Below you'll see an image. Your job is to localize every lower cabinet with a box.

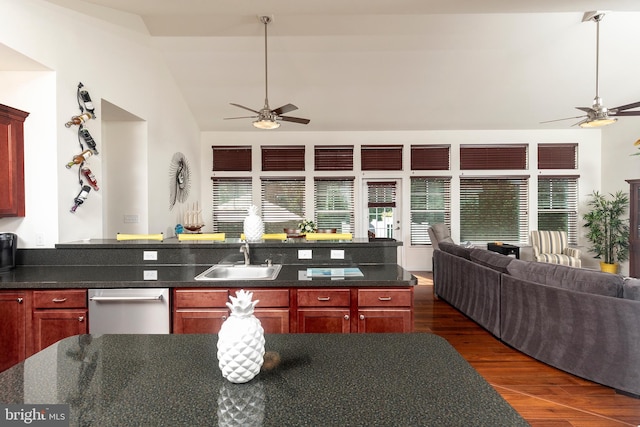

[0,290,30,372]
[31,290,88,355]
[173,286,414,334]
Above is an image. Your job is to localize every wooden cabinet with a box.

[0,104,29,217]
[357,288,413,333]
[628,179,640,278]
[0,291,30,372]
[297,289,351,333]
[173,288,290,334]
[31,290,88,354]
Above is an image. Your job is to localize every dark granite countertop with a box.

[0,333,528,426]
[0,264,416,289]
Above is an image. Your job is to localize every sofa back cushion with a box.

[623,277,640,301]
[507,259,623,297]
[469,248,514,273]
[437,241,473,260]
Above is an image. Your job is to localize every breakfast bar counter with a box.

[0,333,528,426]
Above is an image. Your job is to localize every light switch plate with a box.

[298,249,313,260]
[143,251,158,261]
[330,249,345,260]
[143,270,158,280]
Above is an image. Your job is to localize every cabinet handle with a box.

[378,296,392,301]
[78,316,84,322]
[360,314,365,320]
[17,298,23,304]
[317,297,331,301]
[344,315,350,320]
[52,298,67,303]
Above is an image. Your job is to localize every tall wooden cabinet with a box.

[628,179,640,277]
[0,104,29,217]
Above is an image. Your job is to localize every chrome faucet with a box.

[240,242,250,265]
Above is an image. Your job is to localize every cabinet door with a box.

[32,309,88,354]
[255,308,290,333]
[0,104,29,217]
[357,309,413,333]
[0,291,28,372]
[173,309,229,334]
[297,309,351,333]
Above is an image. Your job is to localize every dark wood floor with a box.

[412,272,640,427]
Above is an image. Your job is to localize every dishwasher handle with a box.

[89,294,164,302]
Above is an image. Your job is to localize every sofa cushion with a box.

[437,241,473,260]
[469,248,513,273]
[623,277,640,301]
[507,259,623,298]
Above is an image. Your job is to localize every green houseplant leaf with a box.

[583,191,630,265]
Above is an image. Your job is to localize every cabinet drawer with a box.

[174,289,229,308]
[297,289,350,307]
[238,289,289,307]
[358,288,413,307]
[33,290,87,309]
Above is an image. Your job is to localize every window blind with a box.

[314,146,354,171]
[367,181,397,207]
[538,144,578,169]
[460,144,528,170]
[410,145,450,170]
[314,178,355,232]
[261,146,305,171]
[260,178,305,233]
[410,177,451,245]
[361,145,403,170]
[211,178,252,235]
[212,146,252,171]
[538,176,579,245]
[460,177,529,244]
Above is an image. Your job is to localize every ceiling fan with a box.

[542,11,640,128]
[225,16,310,129]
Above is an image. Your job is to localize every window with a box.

[211,178,252,235]
[314,178,355,232]
[315,146,353,171]
[260,178,305,233]
[411,145,450,170]
[410,177,451,245]
[212,146,251,171]
[460,177,529,244]
[538,176,578,245]
[261,146,305,171]
[361,145,403,170]
[367,181,396,238]
[538,144,577,169]
[460,144,528,170]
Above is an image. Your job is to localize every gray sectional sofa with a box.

[433,241,640,397]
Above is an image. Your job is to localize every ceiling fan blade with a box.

[575,107,594,113]
[279,116,310,125]
[611,101,640,111]
[540,115,586,124]
[230,103,260,114]
[224,115,258,120]
[611,111,640,117]
[272,103,298,115]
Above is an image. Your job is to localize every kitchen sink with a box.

[194,264,282,281]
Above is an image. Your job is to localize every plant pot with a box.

[599,261,618,274]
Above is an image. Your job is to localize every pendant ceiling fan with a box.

[542,11,640,128]
[225,16,310,129]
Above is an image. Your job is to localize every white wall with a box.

[201,129,603,271]
[0,0,200,246]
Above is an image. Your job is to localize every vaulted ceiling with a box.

[40,0,640,131]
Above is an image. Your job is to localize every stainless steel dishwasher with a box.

[88,288,170,334]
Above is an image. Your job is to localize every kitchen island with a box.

[0,333,528,426]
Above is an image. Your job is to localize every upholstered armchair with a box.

[428,223,453,250]
[530,230,581,267]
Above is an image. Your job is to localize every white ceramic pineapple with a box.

[217,290,265,383]
[243,205,264,242]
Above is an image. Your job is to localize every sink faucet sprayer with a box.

[240,242,250,265]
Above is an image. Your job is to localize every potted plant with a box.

[582,191,630,273]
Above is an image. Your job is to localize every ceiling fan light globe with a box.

[253,119,280,129]
[579,117,617,128]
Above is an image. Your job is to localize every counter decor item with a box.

[217,290,265,384]
[243,205,264,242]
[583,190,630,273]
[183,201,204,232]
[298,219,317,234]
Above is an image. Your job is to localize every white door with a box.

[364,179,401,240]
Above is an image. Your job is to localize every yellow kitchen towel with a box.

[304,233,353,241]
[178,233,226,241]
[117,233,164,241]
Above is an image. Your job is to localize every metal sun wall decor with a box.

[169,152,191,210]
